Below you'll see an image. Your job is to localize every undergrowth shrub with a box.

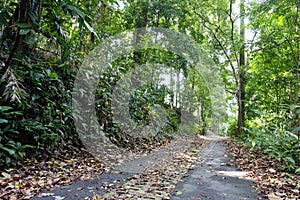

[244,114,300,173]
[0,105,33,166]
[0,61,80,168]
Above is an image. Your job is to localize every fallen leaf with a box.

[2,172,11,179]
[268,193,284,200]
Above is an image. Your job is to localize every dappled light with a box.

[216,170,251,180]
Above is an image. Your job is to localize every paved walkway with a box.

[170,135,262,199]
[33,135,263,199]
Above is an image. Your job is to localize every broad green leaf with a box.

[83,20,99,39]
[0,106,12,111]
[17,23,31,28]
[0,118,8,124]
[1,147,15,155]
[50,72,58,78]
[19,29,31,35]
[292,126,300,134]
[284,157,295,165]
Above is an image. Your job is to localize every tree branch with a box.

[192,5,239,88]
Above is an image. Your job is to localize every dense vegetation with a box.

[0,0,299,174]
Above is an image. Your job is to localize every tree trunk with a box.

[200,103,206,135]
[236,0,246,135]
[170,67,175,107]
[236,71,245,135]
[295,1,300,104]
[176,69,180,108]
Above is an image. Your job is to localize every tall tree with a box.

[247,0,300,114]
[188,0,249,136]
[237,0,246,134]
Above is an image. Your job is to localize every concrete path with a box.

[170,135,263,200]
[33,137,194,200]
[33,135,263,200]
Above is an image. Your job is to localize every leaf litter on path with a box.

[0,136,204,200]
[0,147,106,200]
[99,138,205,199]
[226,140,300,200]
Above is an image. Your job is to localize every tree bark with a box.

[170,66,175,107]
[295,1,300,104]
[236,0,246,135]
[176,69,180,108]
[236,70,245,135]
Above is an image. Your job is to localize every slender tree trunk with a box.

[200,103,206,135]
[170,67,175,107]
[237,72,246,135]
[176,69,180,108]
[295,1,300,104]
[295,1,300,148]
[236,0,246,135]
[190,69,195,113]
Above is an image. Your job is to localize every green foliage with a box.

[94,52,192,146]
[245,117,300,173]
[0,0,100,168]
[1,0,298,176]
[226,117,238,137]
[0,60,80,168]
[237,0,300,173]
[129,84,171,126]
[0,0,221,168]
[0,105,31,166]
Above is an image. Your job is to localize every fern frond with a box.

[1,67,24,103]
